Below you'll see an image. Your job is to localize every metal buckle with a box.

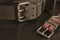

[37,16,60,38]
[17,2,30,22]
[37,22,54,38]
[17,0,45,22]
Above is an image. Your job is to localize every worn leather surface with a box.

[0,0,44,21]
[0,5,16,20]
[0,0,60,40]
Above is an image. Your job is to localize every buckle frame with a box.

[17,2,30,22]
[37,26,54,38]
[37,16,60,38]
